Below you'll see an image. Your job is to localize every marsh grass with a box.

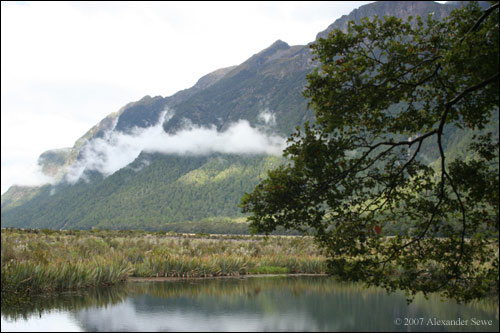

[1,228,326,303]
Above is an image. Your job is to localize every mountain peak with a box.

[262,39,290,55]
[270,39,289,48]
[237,39,291,71]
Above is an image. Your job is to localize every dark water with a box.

[1,276,498,332]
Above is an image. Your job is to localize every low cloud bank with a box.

[64,110,286,184]
[1,161,57,194]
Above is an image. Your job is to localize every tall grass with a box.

[3,258,131,294]
[1,228,326,302]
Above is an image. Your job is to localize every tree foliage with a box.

[241,2,499,302]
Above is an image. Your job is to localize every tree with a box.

[241,1,499,303]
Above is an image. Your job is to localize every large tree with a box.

[241,1,499,302]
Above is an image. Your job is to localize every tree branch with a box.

[445,72,499,109]
[459,2,499,44]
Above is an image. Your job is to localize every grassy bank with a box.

[1,228,327,304]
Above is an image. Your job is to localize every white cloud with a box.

[1,159,56,192]
[64,110,286,184]
[258,109,277,126]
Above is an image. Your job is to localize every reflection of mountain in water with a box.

[70,277,499,332]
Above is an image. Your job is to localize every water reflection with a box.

[1,285,128,321]
[2,276,498,332]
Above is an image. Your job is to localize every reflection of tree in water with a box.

[81,277,499,332]
[128,276,376,299]
[1,284,129,321]
[130,276,499,318]
[3,276,498,332]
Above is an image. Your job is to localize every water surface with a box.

[2,276,498,332]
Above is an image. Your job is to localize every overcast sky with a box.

[1,1,383,194]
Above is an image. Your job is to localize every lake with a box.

[1,276,498,332]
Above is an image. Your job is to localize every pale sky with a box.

[1,1,380,194]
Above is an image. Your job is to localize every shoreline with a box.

[127,273,329,282]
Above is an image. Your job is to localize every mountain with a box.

[1,1,494,232]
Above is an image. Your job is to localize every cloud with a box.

[63,110,286,184]
[1,159,57,193]
[127,158,151,173]
[257,109,276,126]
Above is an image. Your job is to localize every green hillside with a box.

[1,153,284,231]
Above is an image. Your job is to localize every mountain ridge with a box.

[2,1,493,232]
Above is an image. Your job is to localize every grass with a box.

[1,228,327,303]
[249,266,290,274]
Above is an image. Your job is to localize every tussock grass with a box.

[1,228,326,302]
